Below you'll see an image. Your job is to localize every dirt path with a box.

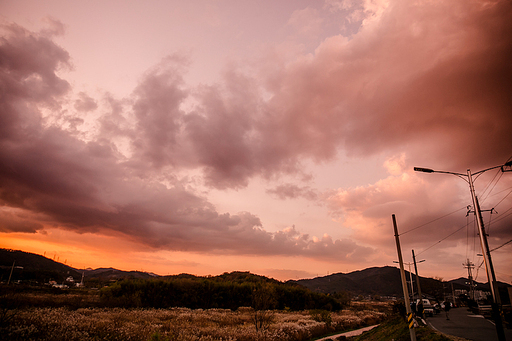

[315,324,379,340]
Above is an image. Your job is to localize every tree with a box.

[251,283,277,333]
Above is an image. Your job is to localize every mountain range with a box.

[1,248,509,302]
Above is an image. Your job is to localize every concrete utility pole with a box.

[463,259,475,301]
[393,261,414,302]
[414,161,512,341]
[7,260,15,285]
[407,263,415,302]
[412,250,424,304]
[467,170,501,305]
[451,283,456,306]
[394,261,416,301]
[393,214,417,341]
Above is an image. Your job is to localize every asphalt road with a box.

[427,307,512,341]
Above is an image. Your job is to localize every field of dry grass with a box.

[1,294,390,341]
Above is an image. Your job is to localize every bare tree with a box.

[251,284,277,334]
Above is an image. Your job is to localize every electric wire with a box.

[413,157,512,280]
[466,213,470,261]
[474,259,485,282]
[416,222,468,257]
[489,238,512,252]
[479,169,502,203]
[490,186,512,209]
[489,207,512,225]
[400,206,466,235]
[472,214,477,265]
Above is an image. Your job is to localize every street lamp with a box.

[394,261,416,300]
[414,161,512,341]
[394,258,425,301]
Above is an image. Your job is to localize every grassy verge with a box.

[349,316,468,341]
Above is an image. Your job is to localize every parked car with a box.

[417,298,435,317]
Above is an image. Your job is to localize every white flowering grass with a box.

[2,304,389,341]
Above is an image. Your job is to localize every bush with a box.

[310,309,332,327]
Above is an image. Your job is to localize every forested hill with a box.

[3,249,510,303]
[290,266,404,296]
[294,266,474,296]
[289,266,511,300]
[290,266,457,297]
[0,248,81,283]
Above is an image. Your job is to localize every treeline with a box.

[99,273,345,311]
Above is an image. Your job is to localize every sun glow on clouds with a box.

[1,0,511,282]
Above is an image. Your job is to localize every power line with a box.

[416,222,468,257]
[490,186,512,209]
[490,239,512,253]
[480,169,502,203]
[400,206,466,235]
[489,207,512,225]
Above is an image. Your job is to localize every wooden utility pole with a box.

[393,214,416,341]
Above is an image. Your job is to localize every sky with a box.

[1,0,511,284]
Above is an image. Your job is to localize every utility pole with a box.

[415,162,511,341]
[407,263,415,302]
[412,250,424,315]
[468,170,506,340]
[7,260,15,285]
[394,261,416,301]
[451,282,456,306]
[393,214,417,341]
[467,170,501,305]
[463,259,475,300]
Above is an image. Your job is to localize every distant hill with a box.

[290,266,404,296]
[0,248,81,283]
[0,249,155,284]
[2,249,509,303]
[289,266,511,300]
[81,267,156,281]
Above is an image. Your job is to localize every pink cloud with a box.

[262,0,512,170]
[266,183,319,201]
[1,0,511,270]
[0,22,374,260]
[74,92,97,112]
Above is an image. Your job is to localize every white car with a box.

[416,298,434,317]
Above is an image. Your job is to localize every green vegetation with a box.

[99,273,344,311]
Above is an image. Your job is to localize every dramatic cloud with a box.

[0,23,373,261]
[1,0,511,279]
[264,0,512,170]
